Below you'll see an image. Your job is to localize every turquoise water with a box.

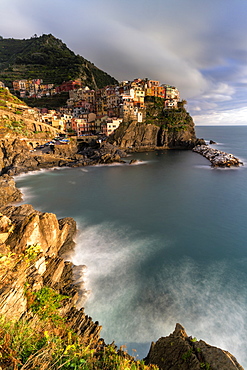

[16,126,247,366]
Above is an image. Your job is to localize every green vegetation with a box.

[0,34,118,89]
[0,285,159,369]
[190,337,197,343]
[182,348,193,361]
[22,91,69,109]
[0,315,158,369]
[145,96,164,126]
[0,88,39,136]
[0,242,158,370]
[0,87,26,107]
[200,363,211,369]
[24,243,42,261]
[145,97,193,132]
[29,287,67,323]
[4,118,29,135]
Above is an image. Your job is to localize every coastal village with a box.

[1,78,180,137]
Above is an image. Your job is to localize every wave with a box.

[70,220,247,366]
[14,166,70,180]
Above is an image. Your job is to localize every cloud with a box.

[193,107,247,126]
[1,0,247,124]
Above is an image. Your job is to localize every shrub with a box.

[0,314,159,369]
[30,287,68,323]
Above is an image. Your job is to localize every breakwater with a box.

[192,144,243,167]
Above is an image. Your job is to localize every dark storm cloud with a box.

[1,0,247,124]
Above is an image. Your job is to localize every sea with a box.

[15,125,247,367]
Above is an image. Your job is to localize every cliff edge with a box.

[145,323,243,370]
[109,107,204,150]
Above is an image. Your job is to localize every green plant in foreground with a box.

[182,348,193,361]
[200,362,211,369]
[30,287,68,323]
[0,316,48,366]
[0,314,159,369]
[24,243,42,261]
[190,337,197,342]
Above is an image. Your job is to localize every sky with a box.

[1,0,247,125]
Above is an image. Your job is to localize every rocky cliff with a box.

[145,324,243,370]
[109,107,204,150]
[0,203,101,339]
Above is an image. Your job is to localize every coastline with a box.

[0,137,245,369]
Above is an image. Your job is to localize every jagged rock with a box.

[110,121,160,149]
[52,141,78,157]
[145,323,244,370]
[0,204,102,345]
[0,134,244,366]
[66,306,102,343]
[3,211,70,255]
[0,214,12,232]
[58,217,77,258]
[0,174,22,206]
[0,138,31,173]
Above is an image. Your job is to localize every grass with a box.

[0,117,30,136]
[0,282,158,369]
[0,87,26,107]
[0,313,158,369]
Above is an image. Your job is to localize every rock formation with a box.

[145,323,243,370]
[0,204,101,342]
[0,137,126,177]
[193,145,243,167]
[0,199,245,369]
[0,174,22,206]
[109,108,205,150]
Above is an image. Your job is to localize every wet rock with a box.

[129,159,140,164]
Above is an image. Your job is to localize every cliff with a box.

[0,204,104,365]
[109,107,204,150]
[145,324,243,370]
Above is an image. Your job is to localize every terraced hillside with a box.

[0,87,59,138]
[0,34,118,89]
